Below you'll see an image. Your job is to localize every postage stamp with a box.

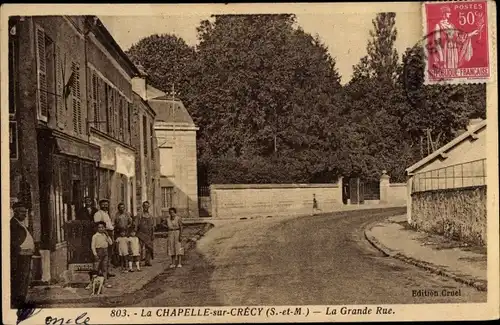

[423,1,491,84]
[1,2,498,325]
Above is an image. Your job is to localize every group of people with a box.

[9,196,186,309]
[78,197,184,289]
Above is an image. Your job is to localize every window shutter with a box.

[123,100,129,144]
[114,90,119,139]
[71,62,81,134]
[93,73,99,126]
[55,46,64,127]
[35,25,48,121]
[87,67,93,124]
[99,78,106,133]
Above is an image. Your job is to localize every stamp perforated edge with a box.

[422,0,496,85]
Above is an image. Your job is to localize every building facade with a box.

[151,95,199,218]
[131,74,161,222]
[8,15,142,282]
[406,119,487,245]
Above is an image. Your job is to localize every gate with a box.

[349,178,365,204]
[198,186,211,217]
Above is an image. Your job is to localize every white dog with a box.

[89,271,105,296]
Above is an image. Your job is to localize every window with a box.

[113,89,119,139]
[161,187,173,209]
[35,25,49,121]
[71,62,82,134]
[9,121,18,160]
[143,115,148,156]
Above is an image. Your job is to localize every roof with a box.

[406,119,487,174]
[89,16,139,77]
[149,99,195,126]
[146,84,166,101]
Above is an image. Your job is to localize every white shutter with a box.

[35,25,48,121]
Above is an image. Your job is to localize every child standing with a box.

[115,230,129,272]
[128,230,141,272]
[91,221,113,288]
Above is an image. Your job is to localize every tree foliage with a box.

[128,12,486,185]
[126,34,196,94]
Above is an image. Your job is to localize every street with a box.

[54,208,486,308]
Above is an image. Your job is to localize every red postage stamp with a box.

[423,1,490,84]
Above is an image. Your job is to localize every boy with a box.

[91,221,113,288]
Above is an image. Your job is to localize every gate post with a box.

[380,170,390,204]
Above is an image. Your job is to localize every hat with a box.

[12,202,27,209]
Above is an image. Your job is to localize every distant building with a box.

[148,93,199,218]
[406,119,487,245]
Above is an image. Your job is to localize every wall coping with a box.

[389,183,407,187]
[211,183,340,190]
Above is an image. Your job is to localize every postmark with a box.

[423,1,490,84]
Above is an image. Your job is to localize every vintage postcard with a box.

[1,2,498,324]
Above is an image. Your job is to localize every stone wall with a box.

[410,186,486,245]
[210,183,342,219]
[388,183,407,205]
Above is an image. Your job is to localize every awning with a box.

[115,146,135,178]
[55,137,101,162]
[89,135,116,169]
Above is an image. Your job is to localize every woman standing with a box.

[165,207,183,268]
[134,201,154,266]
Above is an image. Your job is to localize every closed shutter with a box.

[71,62,81,134]
[123,100,129,144]
[99,78,106,133]
[119,97,125,142]
[93,73,99,126]
[55,46,64,127]
[87,67,93,124]
[128,102,133,143]
[114,90,119,139]
[35,25,48,121]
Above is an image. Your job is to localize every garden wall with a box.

[410,186,486,245]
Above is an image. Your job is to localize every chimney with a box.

[466,118,484,131]
[132,77,147,100]
[132,63,148,100]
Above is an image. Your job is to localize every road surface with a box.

[120,208,486,306]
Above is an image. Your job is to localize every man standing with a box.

[135,201,155,267]
[10,202,35,308]
[76,197,98,221]
[93,199,115,277]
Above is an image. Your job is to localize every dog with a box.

[88,270,105,296]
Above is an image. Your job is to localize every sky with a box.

[99,3,422,84]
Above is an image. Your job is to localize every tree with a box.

[398,45,487,153]
[340,12,412,181]
[126,34,196,94]
[185,14,343,184]
[352,12,399,83]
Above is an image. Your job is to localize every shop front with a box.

[37,129,101,282]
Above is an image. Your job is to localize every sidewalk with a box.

[27,223,213,306]
[365,215,487,291]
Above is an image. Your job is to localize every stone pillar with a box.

[379,170,390,204]
[337,176,344,204]
[406,176,413,224]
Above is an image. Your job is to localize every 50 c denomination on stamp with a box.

[423,1,491,84]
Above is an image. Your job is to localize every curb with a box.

[364,223,487,292]
[30,223,215,306]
